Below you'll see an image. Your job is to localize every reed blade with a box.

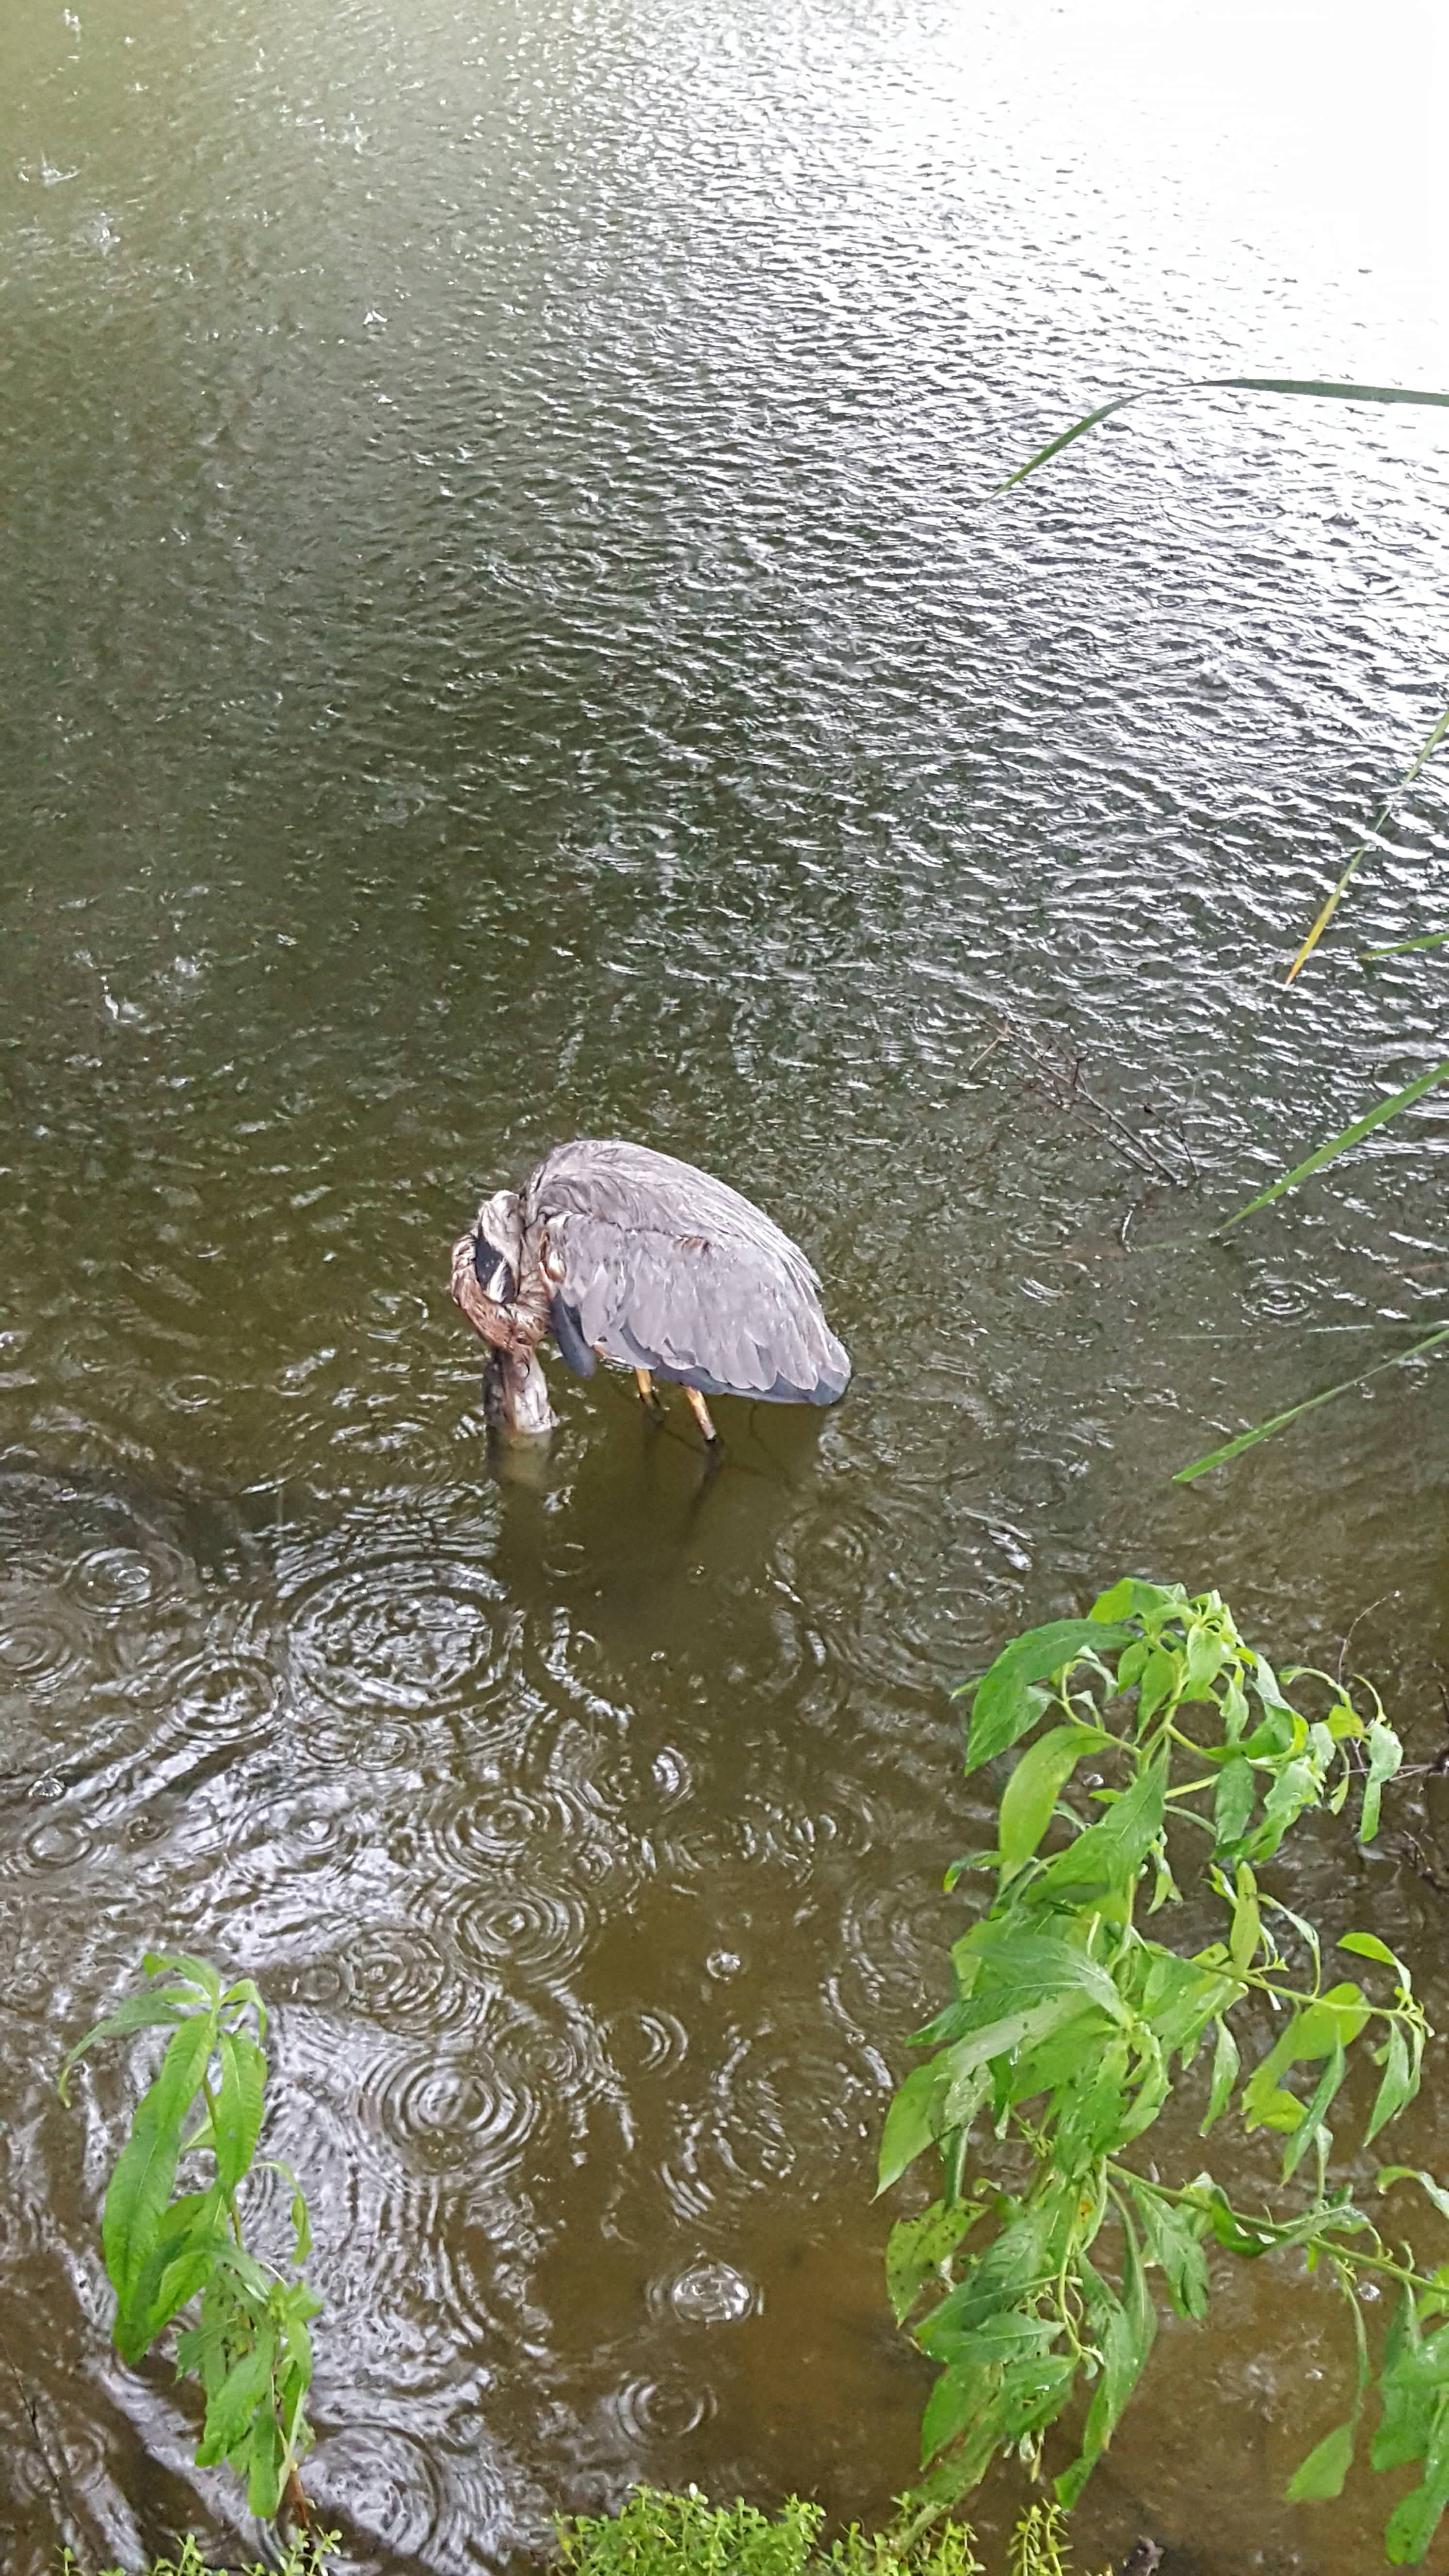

[993,396,1143,493]
[1361,929,1449,962]
[1174,1325,1449,1482]
[1215,1058,1449,1234]
[1283,701,1449,983]
[997,377,1449,499]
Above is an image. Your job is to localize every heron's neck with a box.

[485,1348,556,1437]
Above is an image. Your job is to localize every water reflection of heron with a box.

[450,1139,851,1446]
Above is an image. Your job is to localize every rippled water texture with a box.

[3,1,1449,2568]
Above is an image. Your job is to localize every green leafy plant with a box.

[60,2538,337,2576]
[553,2484,1101,2576]
[59,1954,321,2524]
[880,1580,1449,2563]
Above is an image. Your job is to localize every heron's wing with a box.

[524,1140,850,1404]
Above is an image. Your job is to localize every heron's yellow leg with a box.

[685,1386,719,1444]
[634,1368,658,1406]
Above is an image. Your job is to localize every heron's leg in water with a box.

[685,1386,719,1444]
[634,1367,662,1410]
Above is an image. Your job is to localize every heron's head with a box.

[450,1188,527,1351]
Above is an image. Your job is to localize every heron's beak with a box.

[483,1349,557,1440]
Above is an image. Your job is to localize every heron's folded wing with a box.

[524,1138,822,1287]
[544,1208,850,1404]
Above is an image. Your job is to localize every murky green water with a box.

[4,3,1449,2570]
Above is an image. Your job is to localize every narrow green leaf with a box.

[116,2187,225,2363]
[1261,1894,1322,1990]
[212,2029,266,2196]
[962,1623,1133,1773]
[1222,1672,1249,1741]
[919,2205,1054,2351]
[57,1993,193,2105]
[1127,2182,1209,2320]
[1282,2039,1346,2180]
[1183,1626,1226,1699]
[1055,2214,1156,2506]
[244,2405,288,2520]
[1207,2195,1275,2257]
[1201,2016,1240,2134]
[1340,1930,1407,1975]
[1089,1579,1183,1624]
[886,2200,978,2326]
[142,1952,223,2005]
[1285,702,1449,982]
[1363,929,1449,962]
[291,2187,313,2267]
[1286,2419,1356,2501]
[996,377,1449,505]
[1384,2433,1449,2566]
[219,1976,268,2038]
[925,1928,1128,2033]
[997,1726,1112,1880]
[877,2061,950,2196]
[928,2310,1063,2367]
[102,2016,216,2310]
[195,2330,277,2467]
[1174,1325,1449,1481]
[1374,2381,1437,2477]
[919,2362,994,2467]
[1365,2023,1417,2148]
[1134,1647,1179,1729]
[995,2351,1079,2443]
[1213,1758,1256,1853]
[943,1997,1087,2113]
[1028,1757,1167,1906]
[1228,1865,1261,1973]
[1243,1985,1369,2133]
[1361,1720,1404,1843]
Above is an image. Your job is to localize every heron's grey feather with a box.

[521,1141,850,1405]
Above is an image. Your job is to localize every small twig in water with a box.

[0,2314,77,2539]
[988,1015,1195,1191]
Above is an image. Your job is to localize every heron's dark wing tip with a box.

[549,1292,597,1378]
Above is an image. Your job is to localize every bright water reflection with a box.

[3,1,1449,2570]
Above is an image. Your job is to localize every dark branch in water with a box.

[973,1013,1197,1192]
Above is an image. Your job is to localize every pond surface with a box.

[3,2,1449,2570]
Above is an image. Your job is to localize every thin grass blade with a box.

[1174,1324,1449,1483]
[1284,702,1449,983]
[992,396,1140,493]
[1362,930,1449,962]
[997,378,1449,500]
[1214,1059,1449,1234]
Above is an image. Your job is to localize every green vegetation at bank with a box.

[57,2494,1103,2576]
[59,2539,336,2576]
[554,2489,1100,2576]
[881,1579,1449,2562]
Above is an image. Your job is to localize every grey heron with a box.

[450,1138,851,1443]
